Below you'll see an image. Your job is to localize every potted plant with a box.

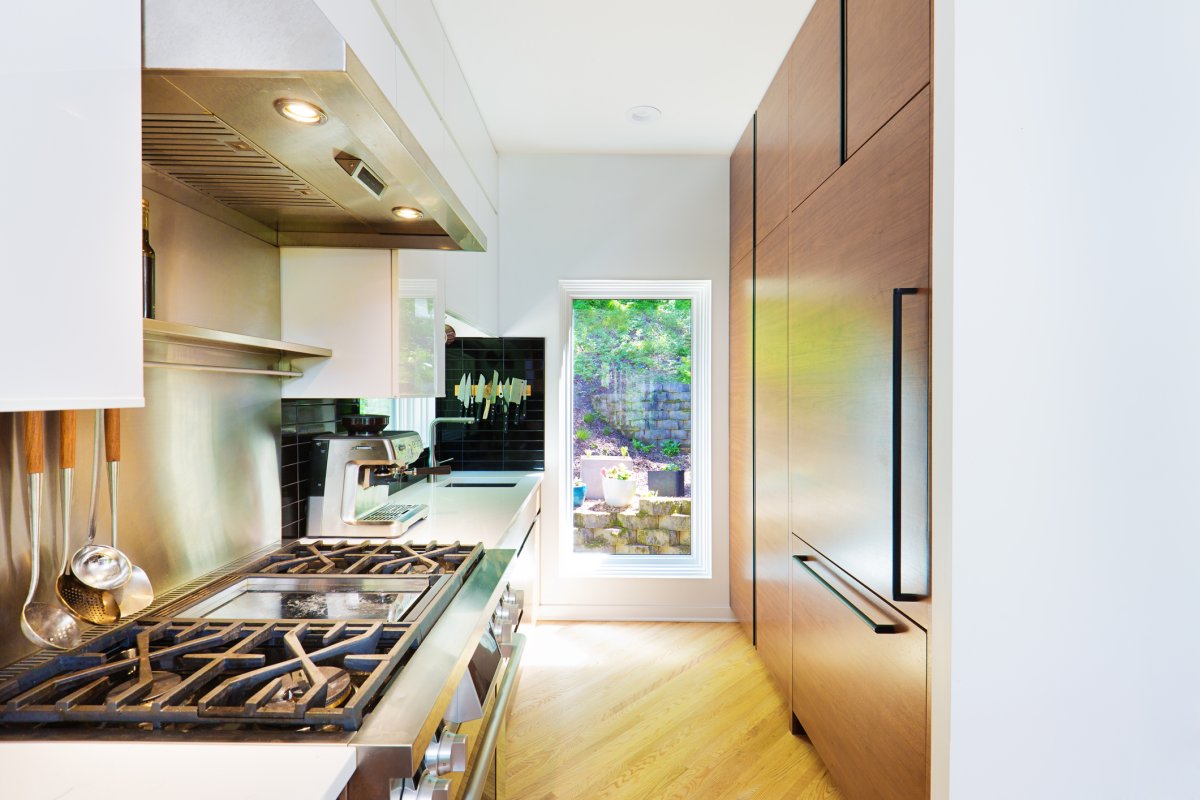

[579,442,633,500]
[647,463,685,497]
[572,479,587,508]
[601,463,636,507]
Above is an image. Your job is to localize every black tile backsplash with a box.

[279,398,357,539]
[438,337,545,471]
[278,338,543,538]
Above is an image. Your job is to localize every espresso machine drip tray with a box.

[359,503,429,528]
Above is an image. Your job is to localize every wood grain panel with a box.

[754,222,790,691]
[791,539,927,800]
[730,251,755,641]
[789,87,931,630]
[730,118,755,266]
[845,0,930,156]
[507,622,843,800]
[789,0,842,211]
[755,53,790,244]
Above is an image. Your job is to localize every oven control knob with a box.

[425,731,468,775]
[492,607,512,642]
[396,773,451,800]
[501,589,519,610]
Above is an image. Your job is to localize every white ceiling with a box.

[431,0,817,155]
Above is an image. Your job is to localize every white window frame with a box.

[558,280,712,579]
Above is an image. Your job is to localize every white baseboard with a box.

[536,605,736,622]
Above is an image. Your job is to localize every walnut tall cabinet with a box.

[728,0,932,797]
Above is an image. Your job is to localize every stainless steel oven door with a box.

[445,631,526,800]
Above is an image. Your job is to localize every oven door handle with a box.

[461,632,527,800]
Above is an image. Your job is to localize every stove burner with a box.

[264,666,352,713]
[106,670,181,704]
[0,618,416,731]
[240,540,479,577]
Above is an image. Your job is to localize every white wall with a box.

[499,155,731,617]
[934,3,1200,797]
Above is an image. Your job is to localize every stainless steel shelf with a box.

[143,319,332,359]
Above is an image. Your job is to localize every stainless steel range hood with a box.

[142,0,484,251]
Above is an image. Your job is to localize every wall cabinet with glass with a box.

[281,248,445,399]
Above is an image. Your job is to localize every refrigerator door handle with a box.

[795,556,899,634]
[893,287,925,602]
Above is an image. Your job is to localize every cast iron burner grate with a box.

[239,540,481,576]
[0,618,414,731]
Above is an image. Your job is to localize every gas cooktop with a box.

[0,540,484,734]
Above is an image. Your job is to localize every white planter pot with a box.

[602,476,637,507]
[579,456,633,500]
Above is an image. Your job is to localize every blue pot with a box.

[572,483,587,507]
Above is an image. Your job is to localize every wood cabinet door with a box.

[789,0,842,211]
[788,87,931,630]
[791,537,927,800]
[730,251,756,641]
[845,0,930,157]
[731,119,755,267]
[755,54,790,244]
[753,223,789,691]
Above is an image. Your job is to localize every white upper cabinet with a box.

[281,249,445,398]
[308,0,500,338]
[0,1,143,411]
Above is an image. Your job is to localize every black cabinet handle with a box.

[795,556,898,634]
[892,287,924,602]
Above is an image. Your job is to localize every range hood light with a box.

[391,206,424,220]
[274,98,327,125]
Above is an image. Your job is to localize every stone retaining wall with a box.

[573,497,692,554]
[589,373,690,450]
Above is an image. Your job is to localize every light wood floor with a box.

[505,622,843,800]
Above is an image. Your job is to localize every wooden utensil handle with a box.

[59,410,77,469]
[104,409,121,463]
[22,411,44,475]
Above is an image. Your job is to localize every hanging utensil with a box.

[105,410,154,616]
[69,409,132,591]
[57,410,121,628]
[19,412,82,650]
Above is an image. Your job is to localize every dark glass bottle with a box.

[142,199,156,319]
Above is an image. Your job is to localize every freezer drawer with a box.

[790,537,927,800]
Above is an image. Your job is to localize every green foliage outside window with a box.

[572,299,692,384]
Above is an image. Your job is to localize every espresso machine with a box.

[307,421,442,538]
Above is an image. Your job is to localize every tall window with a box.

[561,281,711,578]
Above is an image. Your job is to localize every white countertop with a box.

[0,742,356,800]
[305,471,543,550]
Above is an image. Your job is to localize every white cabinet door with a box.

[281,248,444,399]
[0,1,143,411]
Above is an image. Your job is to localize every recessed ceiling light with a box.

[274,98,327,125]
[391,206,424,220]
[627,105,662,125]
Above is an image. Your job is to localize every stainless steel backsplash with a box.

[0,186,284,668]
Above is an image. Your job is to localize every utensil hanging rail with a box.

[144,361,303,378]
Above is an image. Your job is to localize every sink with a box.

[442,481,519,488]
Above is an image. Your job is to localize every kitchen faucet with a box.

[428,417,475,480]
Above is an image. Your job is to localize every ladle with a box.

[105,410,154,616]
[69,409,132,591]
[19,411,83,650]
[56,410,120,625]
